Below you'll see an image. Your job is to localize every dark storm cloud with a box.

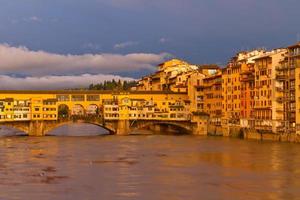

[0,0,299,89]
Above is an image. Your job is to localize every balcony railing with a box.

[289,52,300,57]
[290,96,296,102]
[276,108,284,112]
[275,66,288,71]
[276,97,284,103]
[276,127,285,133]
[255,125,272,131]
[290,74,296,80]
[275,87,284,92]
[275,74,287,81]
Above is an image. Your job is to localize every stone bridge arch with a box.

[58,104,70,119]
[43,120,117,135]
[86,104,100,115]
[1,119,198,136]
[71,104,85,116]
[130,120,195,134]
[0,123,29,136]
[0,119,120,136]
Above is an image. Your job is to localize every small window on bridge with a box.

[57,95,70,102]
[43,99,57,105]
[71,95,85,102]
[87,95,100,101]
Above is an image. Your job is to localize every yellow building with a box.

[136,76,152,91]
[290,43,300,134]
[187,66,222,125]
[188,71,205,113]
[0,98,14,121]
[42,99,58,120]
[203,72,222,125]
[13,99,31,121]
[0,91,191,123]
[253,49,287,133]
[136,59,198,92]
[222,55,243,125]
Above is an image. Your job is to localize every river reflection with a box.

[0,125,300,200]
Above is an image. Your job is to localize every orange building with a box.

[203,72,222,125]
[240,63,255,128]
[222,50,265,126]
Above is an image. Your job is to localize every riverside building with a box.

[1,44,300,137]
[253,49,287,133]
[291,43,300,134]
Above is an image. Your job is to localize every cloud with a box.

[114,41,139,49]
[159,37,170,44]
[0,74,135,90]
[82,43,101,50]
[11,16,42,24]
[101,0,186,10]
[27,16,42,22]
[0,44,169,76]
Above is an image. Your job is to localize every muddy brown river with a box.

[0,124,300,200]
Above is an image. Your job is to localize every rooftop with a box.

[287,42,300,49]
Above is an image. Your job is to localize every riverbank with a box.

[207,124,300,143]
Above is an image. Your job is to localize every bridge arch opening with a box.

[0,125,28,136]
[46,123,111,136]
[71,104,85,116]
[133,122,192,135]
[58,104,70,119]
[86,104,100,116]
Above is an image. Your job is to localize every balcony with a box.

[289,52,300,57]
[241,76,254,82]
[276,127,285,133]
[275,74,287,81]
[290,96,296,102]
[290,73,296,80]
[276,97,284,103]
[275,87,284,93]
[196,98,204,102]
[255,125,272,132]
[152,77,160,82]
[290,64,296,69]
[276,108,284,112]
[194,85,205,89]
[275,66,287,71]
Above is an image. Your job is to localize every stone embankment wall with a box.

[207,124,223,136]
[243,129,300,143]
[207,124,300,143]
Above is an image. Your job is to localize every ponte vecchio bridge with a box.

[0,90,206,136]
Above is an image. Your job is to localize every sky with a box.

[0,0,299,89]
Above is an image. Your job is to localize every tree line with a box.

[88,80,137,91]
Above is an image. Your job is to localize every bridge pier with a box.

[192,115,208,135]
[115,120,131,135]
[28,121,48,136]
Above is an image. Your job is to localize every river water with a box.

[1,124,300,200]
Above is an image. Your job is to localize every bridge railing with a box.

[103,112,191,121]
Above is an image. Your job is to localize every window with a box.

[57,95,70,102]
[71,95,85,101]
[87,95,100,101]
